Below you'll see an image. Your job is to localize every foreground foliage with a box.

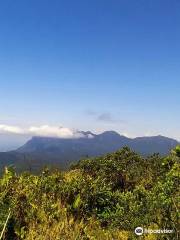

[0,147,179,239]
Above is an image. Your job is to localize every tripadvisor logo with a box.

[135,227,174,236]
[135,227,143,236]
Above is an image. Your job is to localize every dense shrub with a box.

[0,147,179,239]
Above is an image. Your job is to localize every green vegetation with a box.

[0,147,179,240]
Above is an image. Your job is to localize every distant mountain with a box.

[0,131,179,173]
[18,131,178,156]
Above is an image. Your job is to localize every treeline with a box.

[0,147,179,239]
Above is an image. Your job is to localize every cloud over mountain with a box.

[0,124,24,134]
[0,124,84,139]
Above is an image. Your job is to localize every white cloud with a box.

[29,125,77,138]
[0,124,25,134]
[122,132,130,138]
[0,124,85,139]
[87,133,94,139]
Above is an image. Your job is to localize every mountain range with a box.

[0,131,179,173]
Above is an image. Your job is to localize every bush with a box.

[0,147,179,239]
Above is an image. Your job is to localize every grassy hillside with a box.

[0,147,179,240]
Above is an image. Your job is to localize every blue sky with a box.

[0,0,180,141]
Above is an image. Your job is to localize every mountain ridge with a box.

[0,130,179,173]
[16,131,179,163]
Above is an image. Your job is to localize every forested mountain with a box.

[17,131,178,156]
[0,131,178,173]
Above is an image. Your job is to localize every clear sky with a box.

[0,0,180,141]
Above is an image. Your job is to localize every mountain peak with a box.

[78,131,96,137]
[98,131,119,136]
